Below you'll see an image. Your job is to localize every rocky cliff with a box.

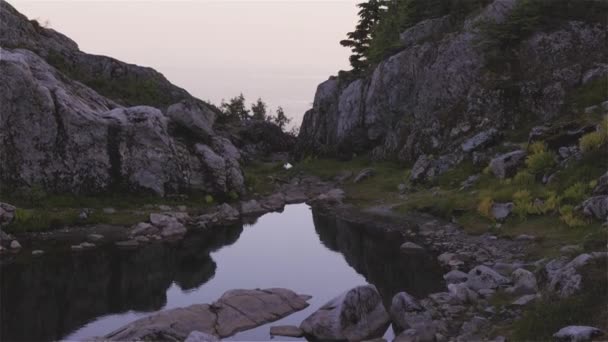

[0,1,247,196]
[296,0,607,164]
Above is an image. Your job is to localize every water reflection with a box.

[1,205,444,342]
[0,225,243,342]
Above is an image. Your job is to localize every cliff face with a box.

[0,1,245,196]
[296,0,607,163]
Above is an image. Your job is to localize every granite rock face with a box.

[296,0,606,164]
[104,288,311,341]
[0,1,246,197]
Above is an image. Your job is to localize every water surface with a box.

[1,204,444,341]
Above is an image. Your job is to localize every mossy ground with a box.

[1,192,216,233]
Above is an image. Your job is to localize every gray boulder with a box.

[548,253,607,298]
[465,265,510,291]
[489,150,527,179]
[260,193,286,212]
[592,172,608,195]
[461,129,499,152]
[105,288,310,341]
[0,203,16,227]
[447,283,478,304]
[300,285,390,341]
[239,200,267,216]
[149,213,187,238]
[506,268,538,296]
[390,292,434,333]
[195,204,240,228]
[443,270,468,284]
[554,326,605,342]
[166,99,215,139]
[354,168,376,183]
[580,195,608,221]
[184,331,219,342]
[491,202,514,221]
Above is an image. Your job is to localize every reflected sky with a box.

[10,0,359,127]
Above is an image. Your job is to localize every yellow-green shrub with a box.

[579,131,606,152]
[526,150,556,175]
[580,117,608,152]
[513,170,535,187]
[559,205,585,227]
[541,191,561,214]
[562,182,588,203]
[477,196,494,220]
[513,190,534,219]
[529,141,547,154]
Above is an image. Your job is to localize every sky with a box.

[10,0,359,127]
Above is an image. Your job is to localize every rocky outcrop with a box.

[104,288,310,341]
[300,285,390,341]
[296,0,607,164]
[0,2,246,197]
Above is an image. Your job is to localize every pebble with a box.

[32,250,44,256]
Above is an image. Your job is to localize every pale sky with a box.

[10,0,359,127]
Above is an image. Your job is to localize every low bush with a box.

[477,196,494,220]
[579,131,606,152]
[562,182,588,204]
[513,170,535,187]
[513,190,533,219]
[526,150,556,175]
[559,205,586,228]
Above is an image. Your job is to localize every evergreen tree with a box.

[340,0,385,72]
[272,107,291,130]
[220,94,250,121]
[251,98,267,121]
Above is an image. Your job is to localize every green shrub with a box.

[541,191,561,214]
[528,141,547,155]
[513,190,533,219]
[513,170,535,187]
[562,182,588,204]
[477,196,494,220]
[559,205,585,227]
[526,150,556,175]
[204,195,214,204]
[579,131,606,152]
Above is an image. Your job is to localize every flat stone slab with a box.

[270,325,304,337]
[103,288,311,341]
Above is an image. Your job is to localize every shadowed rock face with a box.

[312,210,445,302]
[295,0,607,162]
[0,225,243,342]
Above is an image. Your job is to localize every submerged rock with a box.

[104,288,310,341]
[269,325,304,338]
[300,285,390,341]
[400,242,426,254]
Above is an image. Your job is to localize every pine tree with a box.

[340,0,385,72]
[251,98,267,121]
[272,107,291,130]
[220,94,250,121]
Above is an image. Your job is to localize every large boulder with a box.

[547,253,607,298]
[506,268,538,296]
[104,288,310,341]
[465,265,510,291]
[390,292,434,334]
[580,195,608,221]
[167,99,215,139]
[300,285,390,341]
[489,150,527,179]
[553,326,604,342]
